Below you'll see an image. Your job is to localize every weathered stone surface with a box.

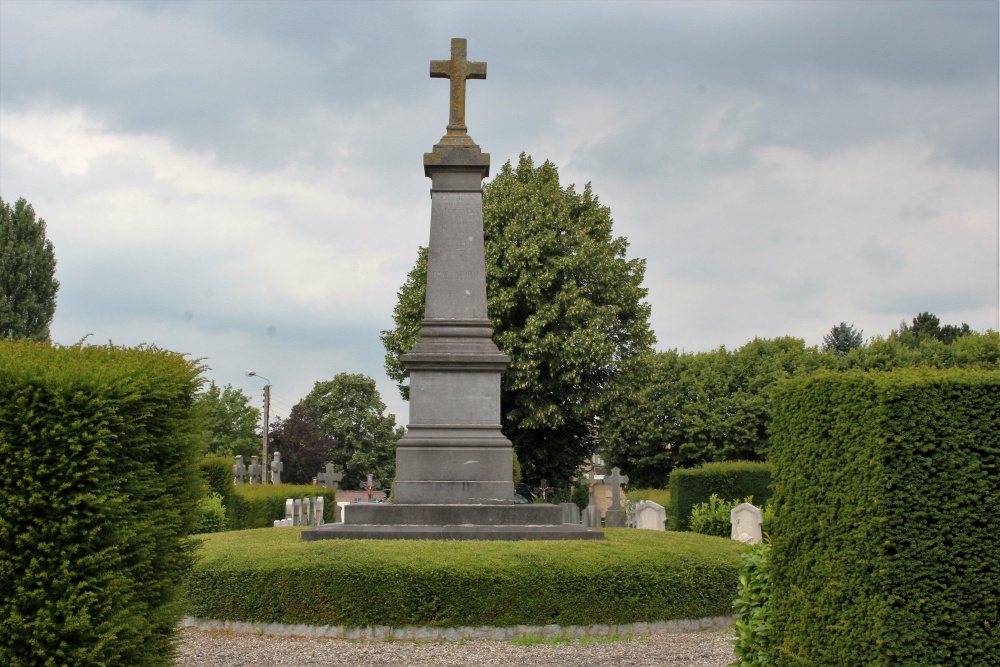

[730,502,763,544]
[634,500,667,531]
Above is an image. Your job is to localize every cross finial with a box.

[430,38,486,144]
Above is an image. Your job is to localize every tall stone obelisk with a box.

[302,38,601,540]
[393,37,513,505]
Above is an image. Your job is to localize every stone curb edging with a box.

[180,615,736,641]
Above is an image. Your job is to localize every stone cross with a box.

[270,451,283,484]
[233,455,246,485]
[248,456,261,485]
[430,37,486,140]
[535,479,554,501]
[606,467,629,512]
[603,467,629,528]
[316,463,343,489]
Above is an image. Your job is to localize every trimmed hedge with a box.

[769,369,1000,666]
[227,484,337,529]
[0,341,204,667]
[187,528,747,627]
[198,457,337,529]
[667,461,772,531]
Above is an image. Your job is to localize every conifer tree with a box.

[1,197,59,341]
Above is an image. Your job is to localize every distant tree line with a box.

[601,314,997,487]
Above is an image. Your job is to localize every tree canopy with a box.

[603,326,1000,487]
[382,154,655,488]
[292,373,403,490]
[193,381,261,461]
[266,406,337,485]
[892,311,973,347]
[1,197,59,341]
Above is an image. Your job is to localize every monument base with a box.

[301,503,604,541]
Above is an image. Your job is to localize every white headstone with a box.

[285,498,294,522]
[314,497,325,527]
[730,502,763,544]
[293,498,303,526]
[634,500,667,531]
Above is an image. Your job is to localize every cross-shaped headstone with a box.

[361,474,381,502]
[248,456,261,485]
[535,479,554,501]
[604,467,630,528]
[606,467,629,512]
[270,451,283,484]
[430,38,486,139]
[233,455,246,485]
[317,463,343,489]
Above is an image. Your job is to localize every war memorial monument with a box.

[303,38,602,541]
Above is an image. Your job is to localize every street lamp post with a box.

[245,371,271,484]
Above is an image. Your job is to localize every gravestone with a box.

[314,496,325,527]
[582,470,604,528]
[233,455,246,485]
[634,500,667,531]
[248,456,261,485]
[302,38,600,541]
[317,463,343,489]
[293,498,303,526]
[270,452,283,484]
[603,467,629,528]
[285,498,294,522]
[731,503,763,544]
[535,479,554,501]
[302,497,312,525]
[560,502,581,525]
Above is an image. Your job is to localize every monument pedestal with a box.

[302,38,601,542]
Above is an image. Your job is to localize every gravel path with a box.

[175,627,738,667]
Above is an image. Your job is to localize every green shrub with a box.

[668,461,772,532]
[690,494,773,539]
[769,369,1000,666]
[187,528,748,627]
[200,455,234,499]
[732,539,774,667]
[0,340,204,667]
[227,483,337,529]
[194,493,228,535]
[690,494,737,538]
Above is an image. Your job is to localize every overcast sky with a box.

[2,0,997,424]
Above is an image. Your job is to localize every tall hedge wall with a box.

[667,461,773,531]
[0,341,204,667]
[769,369,999,666]
[198,457,338,529]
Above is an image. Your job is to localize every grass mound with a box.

[186,528,746,628]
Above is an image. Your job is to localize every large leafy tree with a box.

[603,337,835,485]
[382,154,655,487]
[822,322,864,356]
[296,373,403,489]
[1,197,60,341]
[266,407,336,485]
[194,381,261,461]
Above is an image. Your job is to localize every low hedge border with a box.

[179,614,737,640]
[186,528,748,628]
